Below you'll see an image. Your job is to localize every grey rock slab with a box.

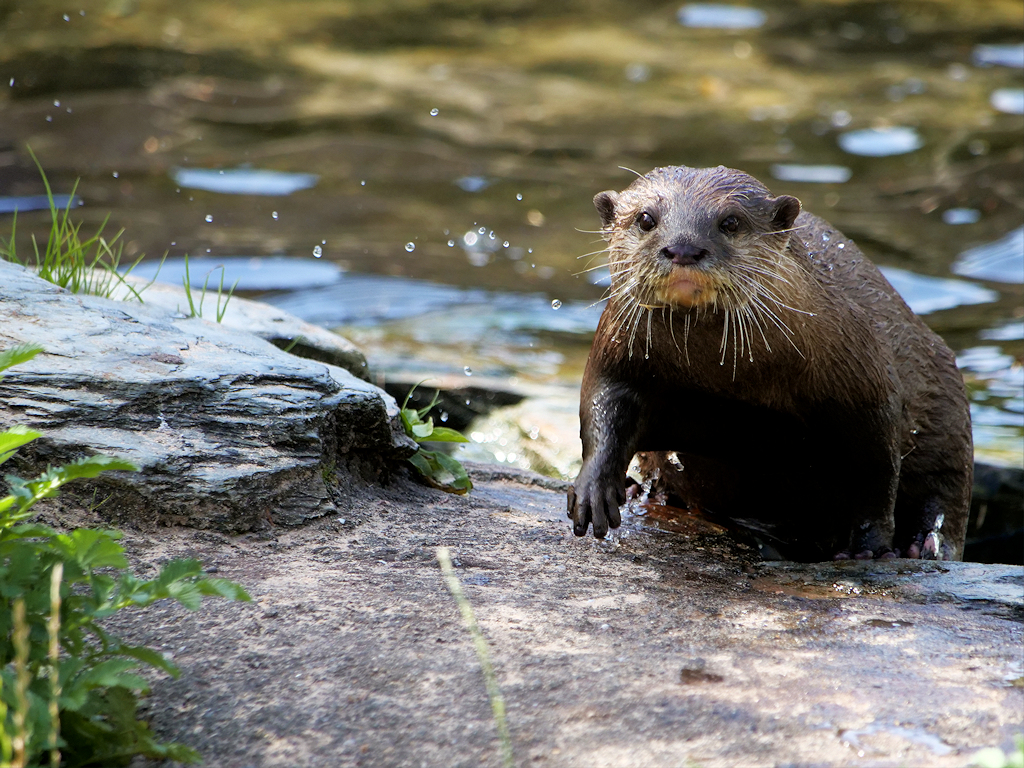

[0,260,414,530]
[100,472,1022,768]
[108,272,370,379]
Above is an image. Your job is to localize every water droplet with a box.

[205,214,213,222]
[313,245,323,258]
[45,116,52,122]
[440,411,449,422]
[272,211,279,219]
[463,231,479,247]
[478,226,486,235]
[516,193,523,201]
[465,398,471,405]
[830,109,852,128]
[551,299,562,309]
[63,13,70,21]
[837,243,845,249]
[405,242,415,252]
[527,248,533,254]
[53,99,60,107]
[447,240,455,247]
[322,240,326,245]
[822,233,830,241]
[503,241,510,248]
[488,231,496,240]
[360,180,366,186]
[429,108,439,116]
[464,366,473,376]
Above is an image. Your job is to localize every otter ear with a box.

[594,191,619,227]
[770,195,801,232]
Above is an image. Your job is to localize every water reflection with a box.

[171,167,318,196]
[1,0,1021,466]
[677,4,767,30]
[0,194,80,213]
[770,164,851,184]
[129,256,343,291]
[837,127,923,157]
[953,227,1024,284]
[973,44,1024,69]
[991,88,1024,115]
[878,267,997,315]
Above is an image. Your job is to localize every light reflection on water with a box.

[1,0,1021,465]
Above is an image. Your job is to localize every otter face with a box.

[595,165,800,311]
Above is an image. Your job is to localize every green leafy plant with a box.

[181,254,238,323]
[401,386,473,495]
[0,149,150,302]
[972,736,1024,768]
[1,344,251,766]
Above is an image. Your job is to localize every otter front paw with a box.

[567,470,624,539]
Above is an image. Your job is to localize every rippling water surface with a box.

[1,0,1021,466]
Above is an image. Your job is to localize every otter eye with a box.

[719,215,740,234]
[636,211,657,232]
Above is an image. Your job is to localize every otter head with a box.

[595,165,801,310]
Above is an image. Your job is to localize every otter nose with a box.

[660,243,709,266]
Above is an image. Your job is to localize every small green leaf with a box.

[197,577,252,602]
[0,343,43,375]
[116,644,181,677]
[0,425,42,465]
[406,448,473,495]
[411,419,434,439]
[72,658,150,693]
[418,426,470,443]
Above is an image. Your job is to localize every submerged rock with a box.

[0,260,414,531]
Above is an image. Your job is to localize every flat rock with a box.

[108,272,370,379]
[98,470,1022,768]
[0,260,414,531]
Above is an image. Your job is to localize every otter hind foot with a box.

[905,530,952,560]
[832,547,897,561]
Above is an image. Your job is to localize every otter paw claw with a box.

[567,473,624,539]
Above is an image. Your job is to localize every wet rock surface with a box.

[0,260,413,530]
[91,468,1022,768]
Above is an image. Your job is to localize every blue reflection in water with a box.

[171,167,318,196]
[878,266,997,315]
[837,127,923,156]
[677,3,766,29]
[990,88,1024,115]
[455,176,491,192]
[0,194,81,213]
[770,164,852,184]
[953,227,1024,284]
[128,255,343,291]
[942,208,981,225]
[972,44,1024,69]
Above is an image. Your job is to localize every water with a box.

[1,0,1021,466]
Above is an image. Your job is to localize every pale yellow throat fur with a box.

[654,267,720,308]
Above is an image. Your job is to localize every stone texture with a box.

[0,260,414,531]
[100,469,1023,768]
[108,273,370,379]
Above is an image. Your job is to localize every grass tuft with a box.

[0,147,152,300]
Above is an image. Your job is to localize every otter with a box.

[568,165,972,561]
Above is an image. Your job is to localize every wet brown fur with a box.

[569,165,972,560]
